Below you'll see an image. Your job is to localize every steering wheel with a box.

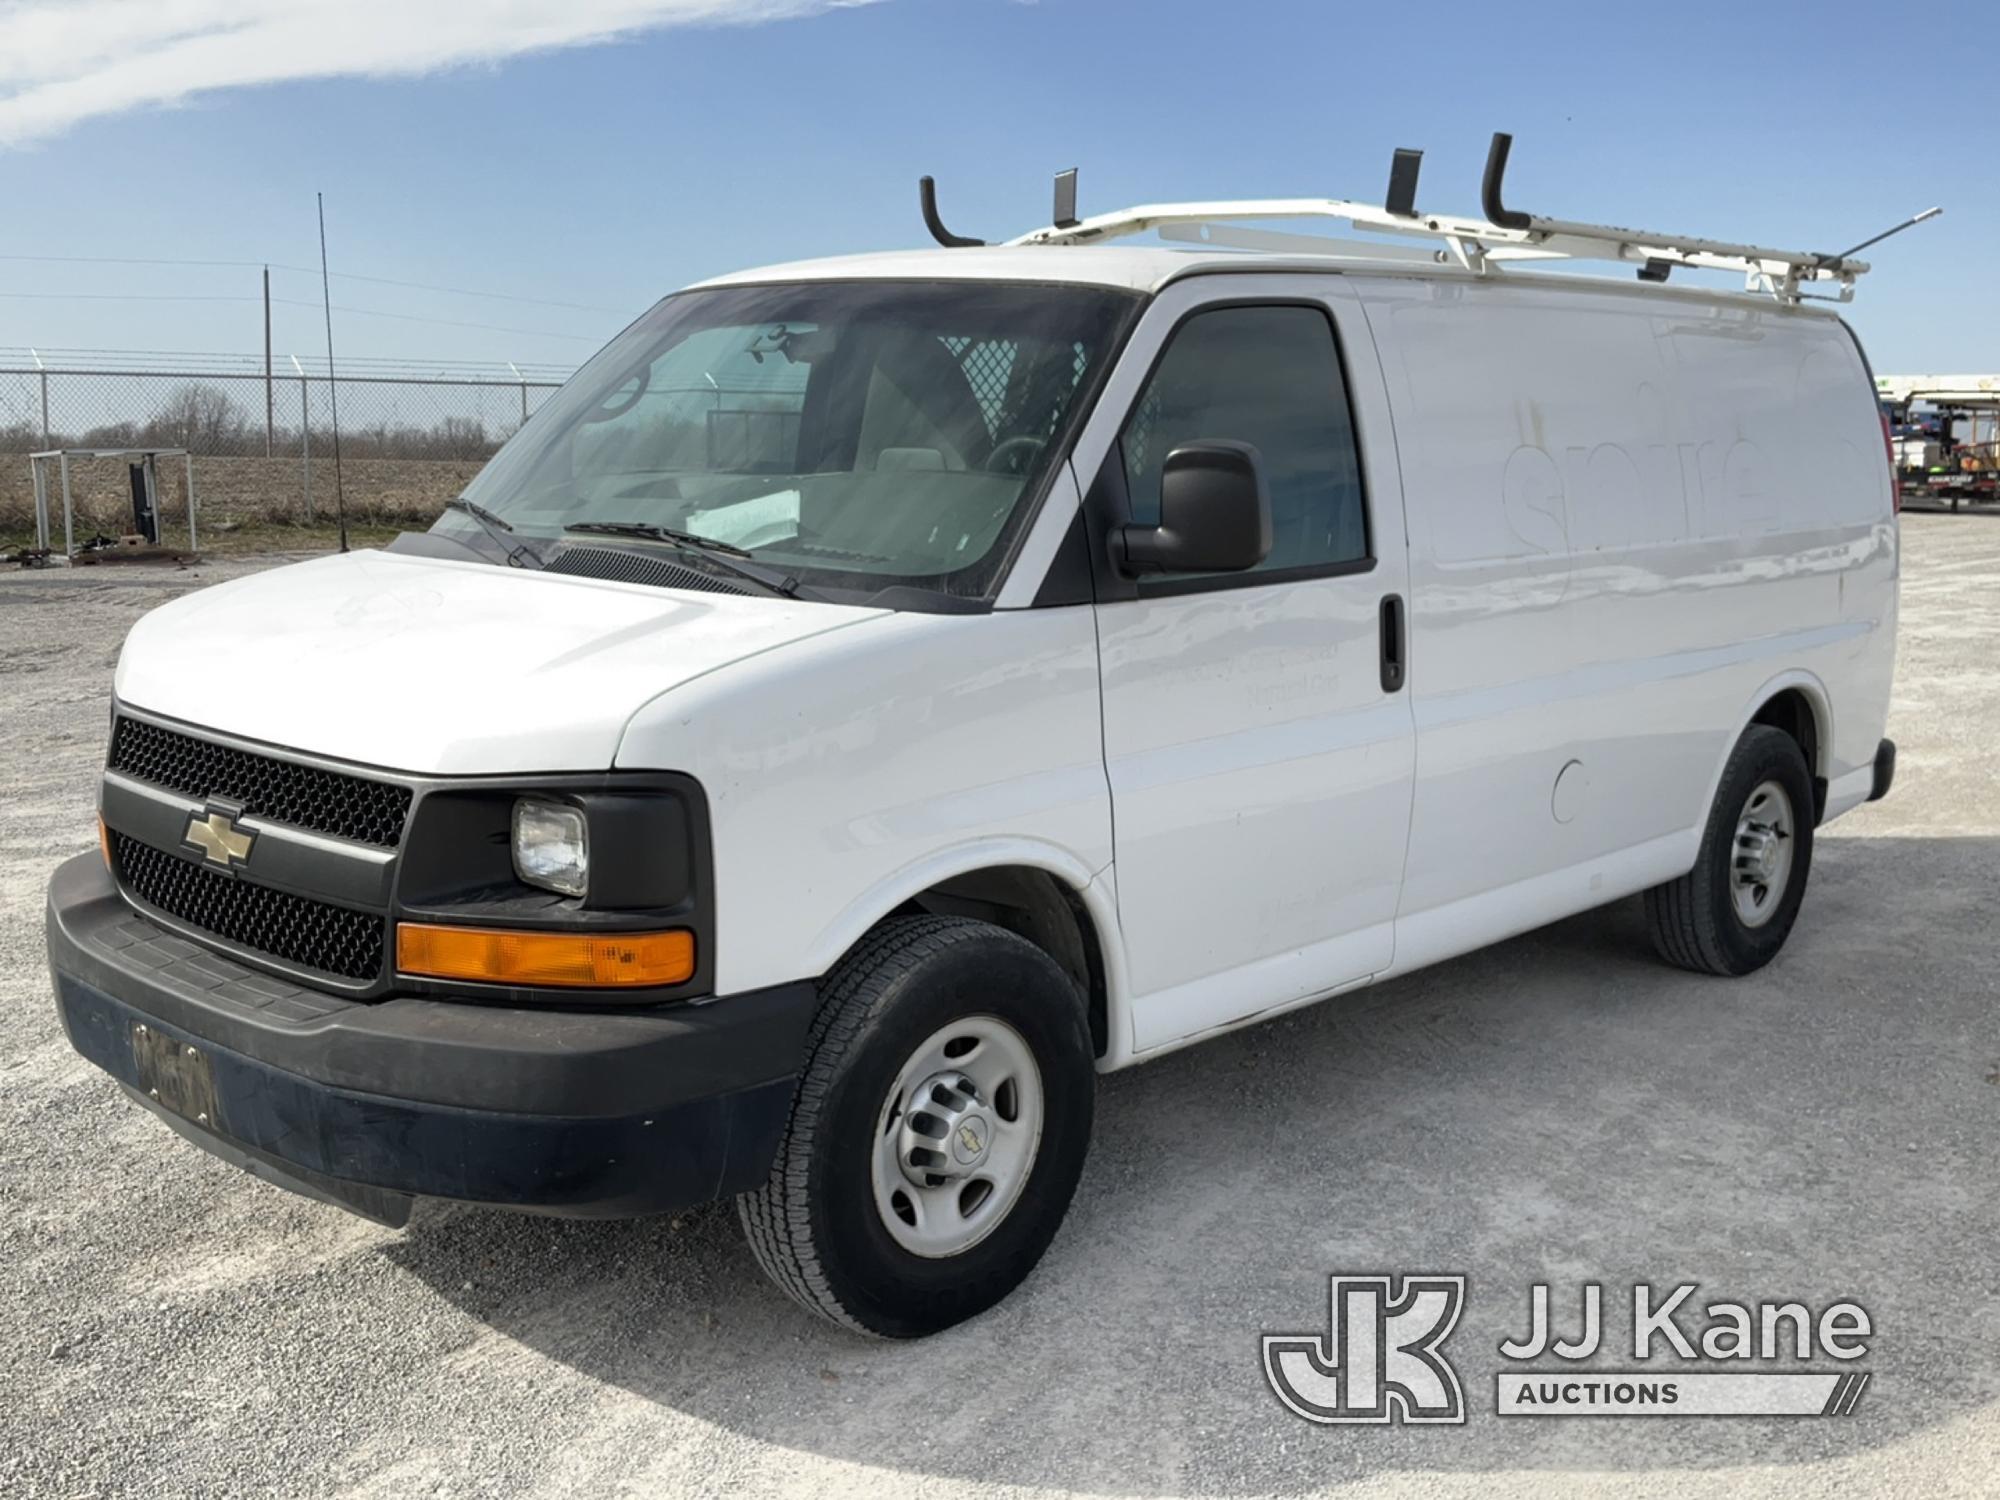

[984,434,1047,476]
[587,364,650,423]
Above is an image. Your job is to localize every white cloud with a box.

[0,0,872,146]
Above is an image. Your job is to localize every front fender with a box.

[616,604,1115,1002]
[799,838,1113,982]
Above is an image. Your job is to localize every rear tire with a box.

[738,915,1095,1338]
[1645,725,1815,976]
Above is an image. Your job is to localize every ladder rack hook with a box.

[1481,133,1532,231]
[919,177,986,248]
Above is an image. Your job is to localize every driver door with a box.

[1080,277,1416,1052]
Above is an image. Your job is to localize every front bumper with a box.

[46,853,812,1224]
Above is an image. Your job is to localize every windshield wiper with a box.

[562,520,811,599]
[565,519,753,556]
[443,497,546,569]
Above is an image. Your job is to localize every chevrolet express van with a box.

[47,155,1898,1336]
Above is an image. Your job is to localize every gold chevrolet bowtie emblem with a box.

[183,810,255,869]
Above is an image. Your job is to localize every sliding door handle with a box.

[1379,593,1406,694]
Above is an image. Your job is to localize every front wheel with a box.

[738,916,1095,1337]
[1645,725,1815,976]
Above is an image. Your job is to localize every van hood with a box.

[114,550,885,774]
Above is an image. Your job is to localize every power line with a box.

[0,345,577,379]
[285,265,632,316]
[0,288,612,342]
[270,297,608,342]
[0,251,635,315]
[0,292,264,303]
[0,253,262,271]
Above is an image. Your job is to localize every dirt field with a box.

[0,452,477,538]
[0,515,1995,1497]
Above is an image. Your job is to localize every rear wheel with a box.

[738,915,1095,1337]
[1645,725,1815,976]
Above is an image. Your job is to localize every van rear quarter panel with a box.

[1357,274,1896,926]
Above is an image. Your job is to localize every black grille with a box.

[545,545,749,595]
[109,716,411,848]
[112,833,384,982]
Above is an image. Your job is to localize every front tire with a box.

[738,916,1095,1337]
[1645,725,1815,976]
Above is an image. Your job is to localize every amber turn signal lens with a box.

[395,923,695,988]
[98,816,113,870]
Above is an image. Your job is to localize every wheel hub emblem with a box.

[954,1119,988,1163]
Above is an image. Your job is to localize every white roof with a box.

[689,242,1846,317]
[693,245,1240,295]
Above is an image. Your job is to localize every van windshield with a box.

[445,280,1139,604]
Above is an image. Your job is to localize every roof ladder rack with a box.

[914,134,1942,305]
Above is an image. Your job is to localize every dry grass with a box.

[0,451,477,538]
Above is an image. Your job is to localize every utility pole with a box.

[292,354,313,523]
[263,266,274,458]
[317,193,349,553]
[31,347,49,449]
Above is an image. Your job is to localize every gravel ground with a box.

[1,519,1995,1498]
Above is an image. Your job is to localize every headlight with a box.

[512,799,588,897]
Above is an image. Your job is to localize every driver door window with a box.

[1120,304,1369,580]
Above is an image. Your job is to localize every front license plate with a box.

[131,1023,221,1131]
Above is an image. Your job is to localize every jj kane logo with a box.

[1263,1275,1468,1424]
[1265,1276,1873,1424]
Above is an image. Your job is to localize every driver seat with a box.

[853,333,989,472]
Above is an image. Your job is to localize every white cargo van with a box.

[48,142,1898,1336]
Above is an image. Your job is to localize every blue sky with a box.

[0,0,1991,374]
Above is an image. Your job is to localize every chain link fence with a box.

[0,350,572,540]
[1,335,1097,546]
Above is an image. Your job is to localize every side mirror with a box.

[1117,441,1272,576]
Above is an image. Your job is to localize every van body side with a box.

[1353,274,1895,976]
